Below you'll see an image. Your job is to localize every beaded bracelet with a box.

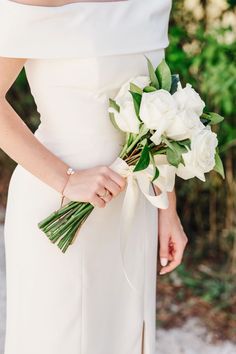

[60,166,75,208]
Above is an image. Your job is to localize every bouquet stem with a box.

[39,201,94,253]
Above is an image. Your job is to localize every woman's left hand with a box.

[158,208,188,275]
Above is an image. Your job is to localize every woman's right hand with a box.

[63,165,127,208]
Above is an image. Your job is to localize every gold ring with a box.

[100,189,109,198]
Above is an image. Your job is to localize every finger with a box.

[91,194,106,208]
[96,187,106,196]
[159,245,184,275]
[169,243,176,256]
[107,168,127,190]
[95,187,112,203]
[100,191,112,203]
[159,233,170,267]
[104,178,122,198]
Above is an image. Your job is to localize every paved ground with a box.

[0,224,236,354]
[156,318,236,354]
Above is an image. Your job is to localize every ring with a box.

[99,189,109,198]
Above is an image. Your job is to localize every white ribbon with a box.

[109,156,176,294]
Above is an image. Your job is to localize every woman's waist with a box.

[34,128,124,169]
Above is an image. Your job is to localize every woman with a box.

[0,0,188,353]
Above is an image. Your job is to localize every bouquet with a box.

[38,58,225,253]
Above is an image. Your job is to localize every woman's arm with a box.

[0,57,70,193]
[0,57,126,207]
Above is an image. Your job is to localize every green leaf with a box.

[145,55,160,89]
[180,155,186,166]
[166,141,189,167]
[139,123,149,136]
[208,112,225,125]
[109,98,120,113]
[152,166,160,182]
[129,90,142,118]
[201,112,224,125]
[177,139,191,149]
[167,147,182,167]
[173,141,189,154]
[170,74,180,94]
[152,147,167,155]
[162,135,174,150]
[149,152,160,182]
[155,59,172,92]
[130,82,143,95]
[138,138,148,148]
[133,144,150,172]
[202,113,210,120]
[109,112,123,132]
[143,85,157,93]
[214,152,225,179]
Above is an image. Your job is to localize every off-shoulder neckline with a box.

[1,0,132,9]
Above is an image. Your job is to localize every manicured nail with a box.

[159,270,166,275]
[160,257,168,266]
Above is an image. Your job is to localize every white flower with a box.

[109,100,139,133]
[139,89,178,145]
[108,76,150,134]
[115,76,150,101]
[177,127,218,181]
[163,83,205,140]
[165,109,205,141]
[173,83,205,117]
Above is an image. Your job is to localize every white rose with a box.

[115,76,150,101]
[173,83,205,116]
[108,76,150,134]
[139,90,178,145]
[111,101,139,133]
[165,109,205,141]
[177,127,218,181]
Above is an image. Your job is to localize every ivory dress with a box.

[0,0,172,353]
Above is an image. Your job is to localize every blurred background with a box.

[0,0,235,352]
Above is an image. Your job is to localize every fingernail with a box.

[159,270,166,275]
[160,257,168,266]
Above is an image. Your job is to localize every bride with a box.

[0,0,188,353]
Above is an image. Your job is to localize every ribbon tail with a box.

[136,172,169,209]
[119,174,140,293]
[109,157,166,292]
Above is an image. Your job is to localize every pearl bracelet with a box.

[66,167,75,176]
[60,166,76,207]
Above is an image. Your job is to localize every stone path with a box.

[0,224,236,354]
[156,318,236,354]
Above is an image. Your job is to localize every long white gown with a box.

[0,0,172,353]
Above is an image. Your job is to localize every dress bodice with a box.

[0,0,172,58]
[0,0,172,170]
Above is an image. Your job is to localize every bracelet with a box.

[60,166,76,207]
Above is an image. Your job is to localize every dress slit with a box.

[141,321,145,354]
